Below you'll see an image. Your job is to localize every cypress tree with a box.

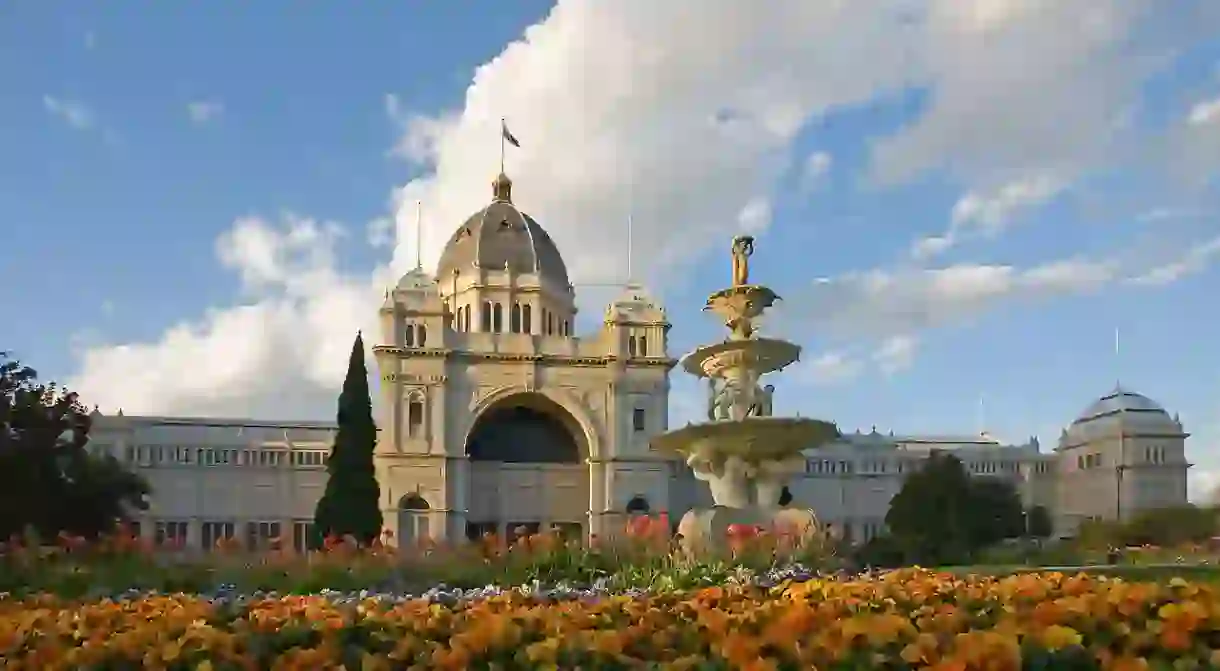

[313,332,383,546]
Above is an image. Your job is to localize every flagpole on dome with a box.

[499,118,520,174]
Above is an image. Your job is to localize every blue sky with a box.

[3,2,1220,491]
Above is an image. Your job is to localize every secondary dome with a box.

[435,172,570,287]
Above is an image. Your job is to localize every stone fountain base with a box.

[676,506,820,556]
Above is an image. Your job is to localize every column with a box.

[449,456,470,541]
[587,459,606,538]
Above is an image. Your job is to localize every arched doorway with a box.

[397,493,430,547]
[464,392,590,541]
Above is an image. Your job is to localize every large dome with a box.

[435,172,570,287]
[1072,386,1169,424]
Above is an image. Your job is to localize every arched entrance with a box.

[464,392,590,541]
[397,494,430,547]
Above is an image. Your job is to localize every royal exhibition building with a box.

[85,171,1191,552]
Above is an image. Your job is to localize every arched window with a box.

[418,325,427,347]
[464,305,471,332]
[407,396,424,438]
[493,303,503,332]
[404,323,415,347]
[454,308,462,331]
[627,335,636,356]
[625,495,650,515]
[398,494,430,548]
[510,303,522,333]
[481,302,492,332]
[522,305,532,334]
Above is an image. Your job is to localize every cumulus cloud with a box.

[187,100,225,125]
[803,352,865,386]
[66,0,1220,418]
[43,96,95,130]
[911,174,1064,259]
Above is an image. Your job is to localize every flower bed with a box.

[4,569,1220,669]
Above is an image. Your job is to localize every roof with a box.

[435,172,570,287]
[1072,386,1169,425]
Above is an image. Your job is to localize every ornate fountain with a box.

[651,236,840,552]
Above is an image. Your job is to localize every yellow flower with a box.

[1039,624,1083,651]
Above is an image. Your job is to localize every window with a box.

[511,303,522,333]
[418,325,427,347]
[547,311,555,335]
[404,323,415,347]
[463,305,471,332]
[201,521,235,551]
[245,521,282,551]
[522,304,532,333]
[638,335,648,356]
[628,336,637,356]
[481,302,492,331]
[633,407,646,432]
[154,520,189,547]
[493,303,503,332]
[293,521,316,553]
[408,397,424,438]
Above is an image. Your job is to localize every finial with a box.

[492,172,513,203]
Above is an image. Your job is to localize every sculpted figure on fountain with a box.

[730,235,755,287]
[747,383,774,418]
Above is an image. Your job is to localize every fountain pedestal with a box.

[651,236,841,555]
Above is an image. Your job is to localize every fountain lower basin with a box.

[651,416,839,462]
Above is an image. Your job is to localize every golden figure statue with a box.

[730,235,754,287]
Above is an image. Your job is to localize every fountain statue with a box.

[651,236,840,553]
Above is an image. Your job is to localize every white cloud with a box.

[1188,96,1220,126]
[911,174,1064,259]
[803,352,864,386]
[66,0,1220,418]
[872,335,918,375]
[782,256,1119,340]
[187,100,225,125]
[1127,235,1220,286]
[43,96,95,130]
[737,198,772,234]
[801,151,832,186]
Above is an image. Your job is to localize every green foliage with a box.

[313,333,383,546]
[1120,504,1216,547]
[883,451,1027,566]
[0,352,150,540]
[1026,505,1053,539]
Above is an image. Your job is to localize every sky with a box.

[3,2,1220,496]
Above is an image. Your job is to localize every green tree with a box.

[966,476,1026,547]
[885,451,975,565]
[0,352,149,539]
[313,333,383,546]
[1026,505,1053,539]
[884,452,1029,565]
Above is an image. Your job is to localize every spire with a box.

[492,172,513,203]
[414,201,423,270]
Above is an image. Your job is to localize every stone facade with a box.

[84,174,1192,549]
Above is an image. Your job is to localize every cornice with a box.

[372,345,678,370]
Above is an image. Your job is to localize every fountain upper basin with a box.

[651,416,840,462]
[681,338,802,379]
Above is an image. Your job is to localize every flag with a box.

[501,119,520,148]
